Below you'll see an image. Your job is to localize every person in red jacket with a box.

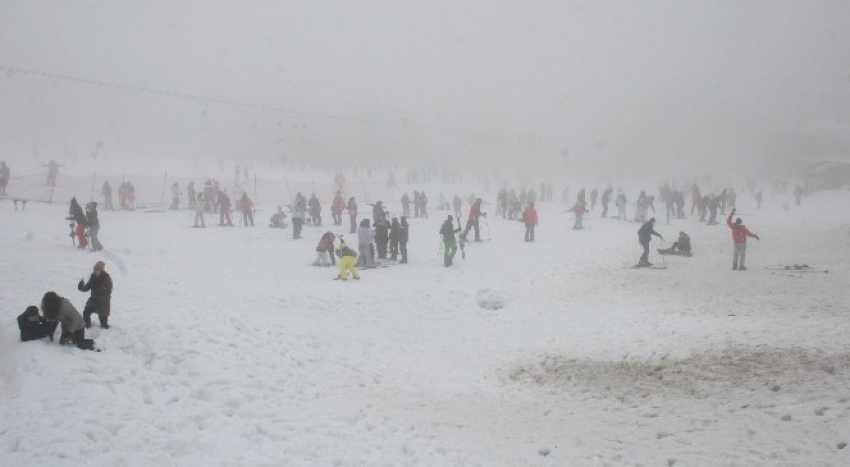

[461,198,486,242]
[727,208,760,270]
[522,202,539,242]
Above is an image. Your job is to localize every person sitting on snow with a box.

[18,306,49,342]
[658,231,692,256]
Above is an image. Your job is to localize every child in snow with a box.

[335,238,360,280]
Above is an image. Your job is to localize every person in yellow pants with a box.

[335,239,361,280]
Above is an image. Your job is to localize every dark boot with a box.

[99,315,110,329]
[83,310,92,329]
[732,264,738,270]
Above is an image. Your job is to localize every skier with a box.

[389,217,400,260]
[401,193,411,218]
[356,219,375,268]
[85,202,103,251]
[637,218,664,266]
[308,193,322,226]
[187,182,196,209]
[334,237,360,280]
[193,193,206,228]
[313,231,336,267]
[169,182,180,210]
[398,216,409,263]
[331,191,344,225]
[347,197,358,234]
[218,190,233,226]
[290,202,305,239]
[78,261,113,328]
[69,197,88,249]
[41,291,96,350]
[240,193,254,226]
[0,161,9,195]
[658,231,691,256]
[461,198,486,242]
[440,215,461,267]
[452,194,462,218]
[568,199,587,230]
[523,202,538,242]
[755,191,763,209]
[374,216,391,259]
[793,184,804,206]
[727,208,760,270]
[102,180,113,210]
[601,188,612,218]
[615,192,628,221]
[18,306,50,341]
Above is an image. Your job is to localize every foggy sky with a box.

[1,0,848,176]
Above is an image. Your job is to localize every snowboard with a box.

[767,264,828,273]
[631,264,668,270]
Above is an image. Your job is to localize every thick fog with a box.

[1,0,848,179]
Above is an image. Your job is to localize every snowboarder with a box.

[658,231,691,256]
[41,291,96,350]
[78,261,113,328]
[440,215,461,267]
[85,202,103,251]
[523,202,538,242]
[637,218,664,266]
[727,208,760,270]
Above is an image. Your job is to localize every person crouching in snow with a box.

[18,306,49,341]
[335,238,360,280]
[313,231,336,267]
[78,260,113,328]
[727,208,760,270]
[41,291,96,350]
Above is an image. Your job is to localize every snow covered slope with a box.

[1,181,849,467]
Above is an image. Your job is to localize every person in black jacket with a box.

[637,218,664,266]
[86,202,103,251]
[17,306,49,341]
[374,216,390,259]
[398,216,409,263]
[78,261,113,328]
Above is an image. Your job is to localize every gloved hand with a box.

[78,279,85,291]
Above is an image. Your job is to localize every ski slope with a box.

[2,174,849,467]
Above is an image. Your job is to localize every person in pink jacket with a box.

[727,208,760,270]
